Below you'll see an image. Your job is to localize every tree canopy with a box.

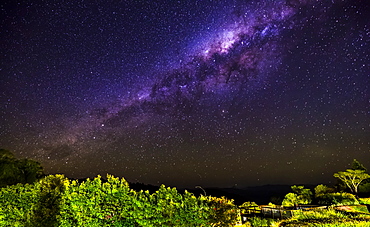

[352,159,367,172]
[0,149,44,187]
[282,185,312,207]
[334,169,370,194]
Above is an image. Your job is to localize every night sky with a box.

[1,0,369,188]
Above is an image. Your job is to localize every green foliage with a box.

[282,185,312,207]
[291,185,313,203]
[295,208,347,219]
[239,201,260,215]
[351,205,369,213]
[280,208,370,227]
[314,184,334,197]
[316,192,358,205]
[270,196,283,205]
[334,169,370,194]
[359,198,370,205]
[0,174,239,226]
[0,149,14,159]
[205,196,238,226]
[31,174,68,227]
[0,182,37,226]
[247,216,276,227]
[359,183,370,193]
[59,174,153,226]
[0,149,44,187]
[306,222,370,227]
[352,159,367,172]
[132,185,209,226]
[240,201,259,208]
[282,193,299,207]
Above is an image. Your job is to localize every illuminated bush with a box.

[0,183,37,226]
[0,174,238,226]
[316,192,359,205]
[282,186,312,207]
[205,196,238,226]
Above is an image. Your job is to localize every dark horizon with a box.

[32,157,360,189]
[1,0,368,188]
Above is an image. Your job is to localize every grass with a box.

[280,208,370,227]
[359,198,370,205]
[337,205,369,213]
[280,220,370,227]
[240,207,370,227]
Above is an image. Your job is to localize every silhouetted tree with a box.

[0,149,44,187]
[352,159,367,172]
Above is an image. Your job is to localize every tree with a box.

[351,159,370,191]
[333,169,370,194]
[31,174,68,226]
[18,159,44,184]
[0,149,21,187]
[282,185,312,207]
[314,184,329,197]
[282,193,299,207]
[205,196,238,227]
[0,149,14,159]
[291,185,312,204]
[0,149,44,187]
[315,192,358,205]
[314,184,335,197]
[352,159,367,172]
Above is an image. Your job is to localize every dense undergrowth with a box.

[242,207,370,227]
[1,174,370,226]
[0,174,238,226]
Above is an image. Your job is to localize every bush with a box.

[239,201,260,215]
[294,208,347,220]
[31,174,68,227]
[0,174,239,226]
[281,208,370,227]
[0,183,37,226]
[359,183,370,193]
[0,149,44,188]
[59,175,136,226]
[282,186,312,207]
[248,216,276,227]
[205,196,239,226]
[316,192,359,205]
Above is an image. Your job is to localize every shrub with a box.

[316,192,359,205]
[31,174,69,227]
[282,186,312,207]
[0,174,239,226]
[281,208,370,227]
[248,216,276,227]
[205,196,239,226]
[239,201,260,215]
[0,149,44,188]
[59,175,136,226]
[359,183,370,193]
[0,183,37,226]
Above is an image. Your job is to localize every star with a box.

[0,0,368,188]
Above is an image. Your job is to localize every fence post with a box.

[272,208,274,219]
[279,209,282,219]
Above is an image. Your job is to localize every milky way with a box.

[1,0,369,187]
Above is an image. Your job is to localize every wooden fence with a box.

[243,205,329,219]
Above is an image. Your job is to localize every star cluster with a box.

[1,0,369,188]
